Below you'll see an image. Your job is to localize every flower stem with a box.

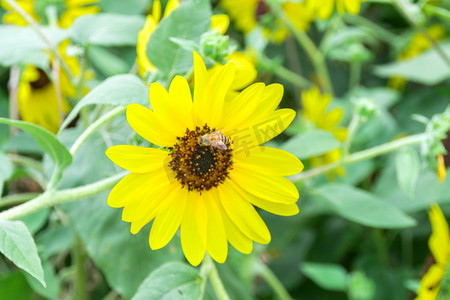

[3,0,75,84]
[0,171,128,221]
[343,14,397,45]
[258,55,312,89]
[343,114,361,156]
[393,0,450,69]
[291,133,427,182]
[201,255,231,300]
[257,263,292,300]
[70,106,126,156]
[0,193,39,208]
[8,153,44,172]
[73,234,87,300]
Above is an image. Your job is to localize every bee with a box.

[198,130,230,150]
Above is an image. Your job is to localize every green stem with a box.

[281,18,333,94]
[73,235,87,300]
[349,61,361,92]
[393,0,450,69]
[343,14,398,45]
[0,193,40,208]
[8,153,44,172]
[259,55,312,89]
[3,0,75,83]
[0,171,128,221]
[423,5,450,22]
[290,133,427,182]
[257,263,292,300]
[201,255,231,300]
[343,114,361,156]
[70,106,126,156]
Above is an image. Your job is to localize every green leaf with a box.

[281,129,341,159]
[36,225,75,260]
[0,152,13,181]
[88,45,131,76]
[131,262,202,300]
[60,74,148,131]
[300,262,348,291]
[0,25,67,66]
[374,41,450,85]
[0,118,72,172]
[0,220,45,287]
[20,208,50,235]
[314,184,417,228]
[23,260,59,300]
[62,193,183,299]
[70,13,145,46]
[395,148,420,198]
[146,0,211,80]
[99,0,150,15]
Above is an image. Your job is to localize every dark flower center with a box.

[168,124,233,193]
[30,69,51,89]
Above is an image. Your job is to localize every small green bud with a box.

[353,98,381,122]
[200,31,233,63]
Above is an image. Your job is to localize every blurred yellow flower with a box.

[1,0,99,28]
[306,0,365,20]
[389,25,446,90]
[106,52,303,266]
[416,204,450,300]
[220,0,312,43]
[437,154,447,183]
[301,87,347,177]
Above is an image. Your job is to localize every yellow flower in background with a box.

[437,154,447,183]
[306,0,365,20]
[1,0,99,28]
[416,204,450,300]
[18,66,70,133]
[17,40,90,133]
[106,52,303,266]
[220,0,312,43]
[136,0,180,77]
[388,25,446,90]
[301,87,347,177]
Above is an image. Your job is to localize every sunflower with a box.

[388,25,446,90]
[1,0,99,28]
[416,204,450,300]
[106,52,303,266]
[301,87,347,177]
[220,0,312,43]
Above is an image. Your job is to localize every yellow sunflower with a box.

[17,65,70,133]
[305,0,365,20]
[301,87,347,177]
[388,25,446,90]
[220,0,312,43]
[416,204,450,300]
[106,52,303,266]
[1,0,99,28]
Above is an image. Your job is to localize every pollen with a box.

[168,124,233,192]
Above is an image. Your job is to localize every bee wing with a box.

[213,140,227,150]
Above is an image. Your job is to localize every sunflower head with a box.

[106,51,303,266]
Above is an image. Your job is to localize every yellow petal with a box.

[220,181,271,244]
[149,187,188,250]
[321,108,344,129]
[345,0,361,15]
[416,264,444,299]
[429,204,450,265]
[192,51,208,110]
[181,193,207,266]
[164,0,180,17]
[230,166,299,204]
[228,108,295,148]
[210,14,230,34]
[226,51,257,91]
[108,172,155,208]
[152,0,162,21]
[217,190,253,254]
[168,75,194,130]
[235,146,304,176]
[204,189,228,263]
[126,103,176,147]
[105,145,168,173]
[228,180,299,216]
